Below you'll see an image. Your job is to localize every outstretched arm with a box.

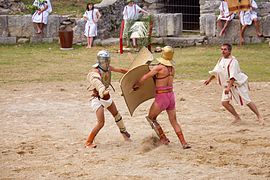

[110,66,128,74]
[204,75,215,85]
[133,65,160,90]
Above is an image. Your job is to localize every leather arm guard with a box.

[87,72,107,99]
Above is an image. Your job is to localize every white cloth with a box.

[217,1,234,21]
[123,4,143,20]
[83,9,99,37]
[32,0,52,24]
[209,56,251,105]
[90,97,113,112]
[129,21,148,38]
[239,0,258,25]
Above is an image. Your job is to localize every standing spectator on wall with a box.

[83,2,101,48]
[122,0,149,48]
[217,0,235,36]
[32,0,52,34]
[239,0,263,44]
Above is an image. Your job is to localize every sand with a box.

[0,81,269,179]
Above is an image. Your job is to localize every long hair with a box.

[86,3,94,11]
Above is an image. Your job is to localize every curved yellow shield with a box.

[120,64,155,116]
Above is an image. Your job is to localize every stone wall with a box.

[0,15,68,44]
[1,0,269,45]
[0,0,183,45]
[0,0,25,15]
[200,0,270,44]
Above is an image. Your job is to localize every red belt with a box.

[156,89,173,94]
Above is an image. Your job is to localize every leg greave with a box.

[146,116,165,138]
[114,112,127,133]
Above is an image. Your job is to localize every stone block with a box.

[73,18,86,44]
[44,15,60,38]
[151,37,163,44]
[21,15,34,37]
[262,15,270,37]
[42,38,54,43]
[166,14,174,36]
[102,38,119,46]
[0,37,16,44]
[8,15,22,37]
[200,16,206,35]
[159,13,167,37]
[205,14,216,37]
[174,13,182,36]
[30,36,43,43]
[17,38,29,43]
[217,20,240,40]
[0,15,8,36]
[152,14,160,37]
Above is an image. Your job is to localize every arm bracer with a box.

[87,72,106,98]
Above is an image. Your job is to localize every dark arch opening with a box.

[163,0,200,31]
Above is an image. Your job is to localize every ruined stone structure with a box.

[0,0,269,46]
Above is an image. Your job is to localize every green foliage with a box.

[25,4,38,14]
[125,15,152,48]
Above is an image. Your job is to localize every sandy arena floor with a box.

[0,81,269,179]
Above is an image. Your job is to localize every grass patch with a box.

[0,43,269,86]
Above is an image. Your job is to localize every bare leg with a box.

[86,37,91,48]
[86,37,90,48]
[148,102,170,145]
[107,101,131,141]
[85,106,105,148]
[89,37,93,48]
[167,109,191,149]
[240,25,247,45]
[217,19,223,30]
[33,23,41,34]
[247,102,264,125]
[131,38,137,48]
[39,23,44,33]
[219,20,230,36]
[222,101,241,124]
[253,19,262,37]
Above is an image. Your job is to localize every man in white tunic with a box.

[32,0,52,34]
[122,0,149,48]
[83,2,101,48]
[239,0,262,43]
[217,0,234,36]
[204,43,264,125]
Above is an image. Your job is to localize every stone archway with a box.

[163,0,200,31]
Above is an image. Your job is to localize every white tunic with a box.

[32,0,52,24]
[209,56,251,105]
[123,4,143,21]
[217,1,234,21]
[83,9,99,37]
[239,0,258,25]
[122,4,146,39]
